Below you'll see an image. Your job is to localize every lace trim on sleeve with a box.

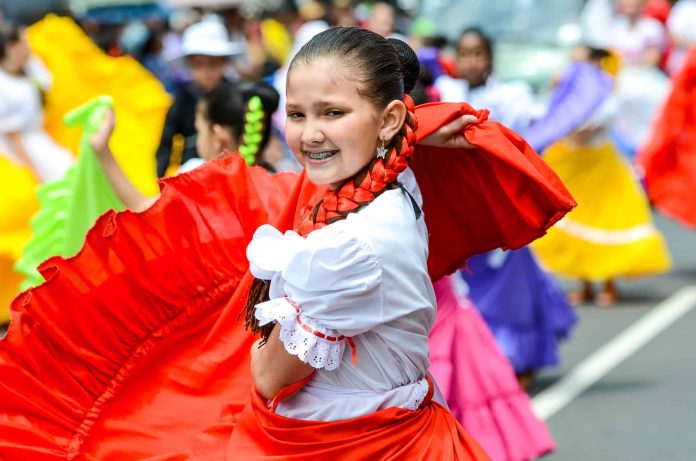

[254,297,349,371]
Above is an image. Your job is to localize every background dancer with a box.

[0,22,73,183]
[531,46,671,305]
[93,80,280,212]
[435,26,576,387]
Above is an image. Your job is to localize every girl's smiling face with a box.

[285,58,385,189]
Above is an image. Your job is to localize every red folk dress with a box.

[0,101,574,460]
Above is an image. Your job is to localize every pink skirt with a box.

[429,276,555,461]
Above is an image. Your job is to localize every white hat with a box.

[180,16,244,58]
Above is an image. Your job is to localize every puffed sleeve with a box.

[247,223,384,370]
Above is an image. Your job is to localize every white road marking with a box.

[532,286,696,420]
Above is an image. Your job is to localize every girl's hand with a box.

[419,114,479,149]
[89,108,115,157]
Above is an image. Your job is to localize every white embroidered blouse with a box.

[247,168,441,421]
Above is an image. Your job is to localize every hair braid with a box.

[243,95,418,342]
[238,95,266,166]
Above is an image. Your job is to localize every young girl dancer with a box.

[0,22,73,182]
[0,27,575,460]
[227,27,489,457]
[531,48,671,305]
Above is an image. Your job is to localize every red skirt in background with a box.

[638,47,696,229]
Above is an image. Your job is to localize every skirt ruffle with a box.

[0,155,288,460]
[429,277,555,461]
[225,374,491,460]
[533,141,671,280]
[461,248,577,373]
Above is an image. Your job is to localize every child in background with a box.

[94,81,279,212]
[532,46,671,305]
[437,27,575,387]
[435,27,539,134]
[0,23,73,183]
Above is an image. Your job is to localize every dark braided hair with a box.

[199,80,280,164]
[244,27,421,342]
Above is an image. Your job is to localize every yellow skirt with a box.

[532,141,671,281]
[27,15,170,196]
[0,157,39,323]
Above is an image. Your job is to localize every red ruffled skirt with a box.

[0,102,575,460]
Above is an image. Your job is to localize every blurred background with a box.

[1,1,695,460]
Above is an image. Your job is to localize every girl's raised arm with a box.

[90,109,157,212]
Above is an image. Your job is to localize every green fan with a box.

[14,96,124,289]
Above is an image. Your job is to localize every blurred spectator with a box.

[155,16,244,178]
[365,1,396,37]
[0,22,73,182]
[607,0,667,68]
[363,0,409,41]
[434,27,538,134]
[666,0,696,75]
[120,20,178,94]
[327,0,358,27]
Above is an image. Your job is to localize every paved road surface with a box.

[530,214,696,460]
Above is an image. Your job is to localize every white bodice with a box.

[247,168,441,420]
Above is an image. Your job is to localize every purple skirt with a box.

[460,246,577,373]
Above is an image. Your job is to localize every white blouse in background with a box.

[0,61,73,182]
[434,74,539,135]
[247,168,444,421]
[607,15,667,65]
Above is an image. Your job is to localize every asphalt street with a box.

[530,213,696,461]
